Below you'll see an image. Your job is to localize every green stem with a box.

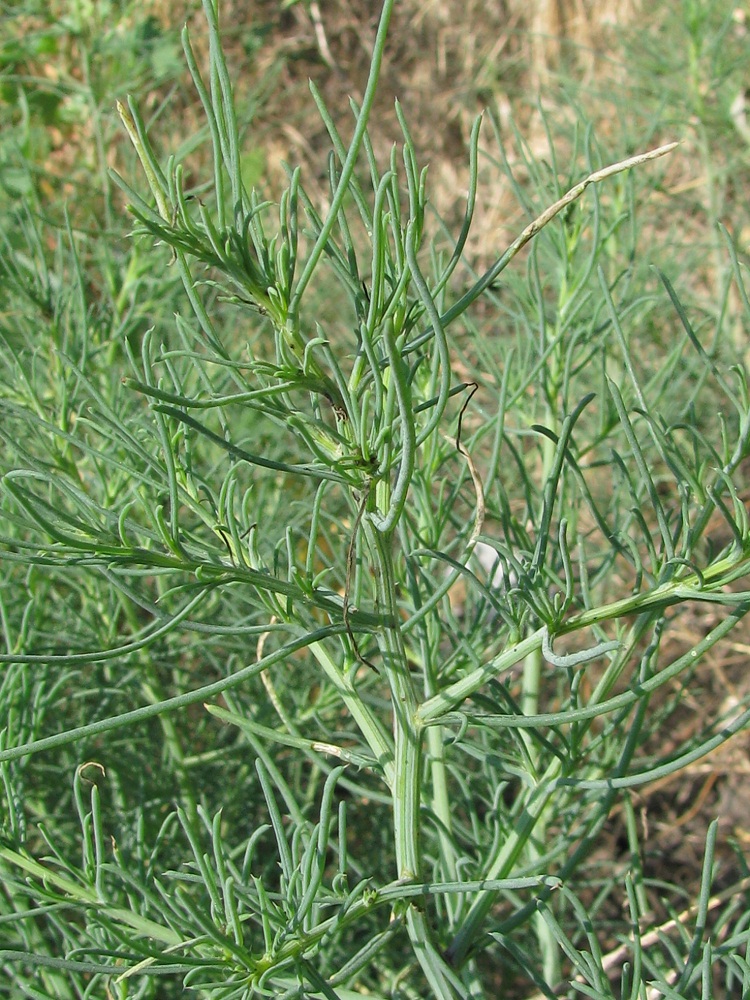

[522,412,561,980]
[364,524,470,996]
[364,524,421,879]
[307,639,395,786]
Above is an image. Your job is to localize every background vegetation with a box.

[1,1,750,997]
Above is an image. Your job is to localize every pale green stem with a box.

[362,524,470,996]
[307,640,395,787]
[520,644,543,764]
[363,524,421,880]
[522,422,561,984]
[412,507,459,903]
[425,720,458,881]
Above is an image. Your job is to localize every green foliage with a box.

[1,1,750,998]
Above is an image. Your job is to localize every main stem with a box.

[365,522,472,998]
[364,523,421,880]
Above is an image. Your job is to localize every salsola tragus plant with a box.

[1,1,750,997]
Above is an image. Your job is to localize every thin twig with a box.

[436,141,680,333]
[455,382,486,550]
[510,143,680,253]
[257,617,298,733]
